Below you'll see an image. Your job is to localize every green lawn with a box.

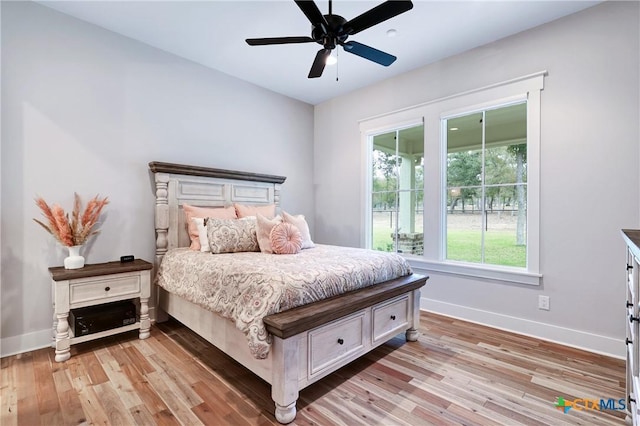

[446,229,526,267]
[373,228,525,267]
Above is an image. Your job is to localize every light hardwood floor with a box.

[1,311,626,425]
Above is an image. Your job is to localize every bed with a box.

[149,161,428,424]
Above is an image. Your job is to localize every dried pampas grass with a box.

[34,193,109,246]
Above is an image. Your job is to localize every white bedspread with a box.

[155,244,412,359]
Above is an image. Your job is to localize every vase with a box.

[64,245,85,269]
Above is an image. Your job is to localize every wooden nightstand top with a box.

[49,259,152,281]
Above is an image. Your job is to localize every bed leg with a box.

[271,335,300,424]
[275,402,296,424]
[406,327,419,342]
[406,288,421,342]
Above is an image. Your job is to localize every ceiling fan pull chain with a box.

[336,48,339,82]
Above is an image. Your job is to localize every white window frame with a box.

[360,72,544,286]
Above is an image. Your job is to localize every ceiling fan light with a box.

[326,55,337,65]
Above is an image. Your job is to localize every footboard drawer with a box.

[372,295,409,344]
[308,312,365,377]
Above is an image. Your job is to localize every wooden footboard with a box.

[159,273,427,423]
[264,273,427,423]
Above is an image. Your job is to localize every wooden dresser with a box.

[622,229,640,424]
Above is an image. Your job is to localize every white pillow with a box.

[282,211,315,249]
[256,214,283,254]
[193,218,210,252]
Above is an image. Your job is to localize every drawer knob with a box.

[630,314,639,323]
[627,338,633,346]
[628,264,634,271]
[105,286,111,292]
[630,396,636,404]
[628,301,634,308]
[390,315,396,320]
[337,338,344,345]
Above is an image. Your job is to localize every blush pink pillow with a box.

[234,203,276,219]
[270,222,302,255]
[183,204,237,250]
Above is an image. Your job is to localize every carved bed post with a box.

[154,172,170,322]
[154,172,170,265]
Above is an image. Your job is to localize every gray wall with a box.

[0,1,314,355]
[314,1,639,357]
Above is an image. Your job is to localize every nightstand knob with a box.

[630,314,639,323]
[628,301,634,308]
[627,338,633,346]
[337,338,344,345]
[105,286,111,292]
[390,315,396,320]
[628,264,634,271]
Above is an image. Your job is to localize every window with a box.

[444,102,527,268]
[371,124,424,253]
[361,72,543,285]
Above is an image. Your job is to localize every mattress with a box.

[155,244,412,358]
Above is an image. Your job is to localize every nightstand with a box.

[49,259,152,362]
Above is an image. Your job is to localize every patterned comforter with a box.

[155,244,412,359]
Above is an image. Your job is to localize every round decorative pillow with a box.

[269,222,302,255]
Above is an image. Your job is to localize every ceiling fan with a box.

[246,0,414,78]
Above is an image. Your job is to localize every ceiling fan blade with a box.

[308,49,331,78]
[342,41,396,66]
[246,36,315,46]
[343,1,413,36]
[294,0,329,29]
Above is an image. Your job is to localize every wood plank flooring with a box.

[1,311,627,425]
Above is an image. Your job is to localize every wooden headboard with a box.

[149,161,286,267]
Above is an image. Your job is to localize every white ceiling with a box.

[37,0,601,105]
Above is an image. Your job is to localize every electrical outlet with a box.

[538,295,550,311]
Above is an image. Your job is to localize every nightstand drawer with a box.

[70,274,141,305]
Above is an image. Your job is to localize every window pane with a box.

[483,185,527,267]
[447,112,483,153]
[483,103,527,267]
[446,209,483,262]
[372,192,395,252]
[485,103,526,155]
[445,102,528,268]
[371,124,424,254]
[397,126,424,191]
[372,132,399,193]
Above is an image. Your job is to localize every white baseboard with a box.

[1,302,622,360]
[1,328,53,358]
[421,297,624,359]
[1,306,159,358]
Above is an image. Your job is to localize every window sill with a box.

[405,257,542,286]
